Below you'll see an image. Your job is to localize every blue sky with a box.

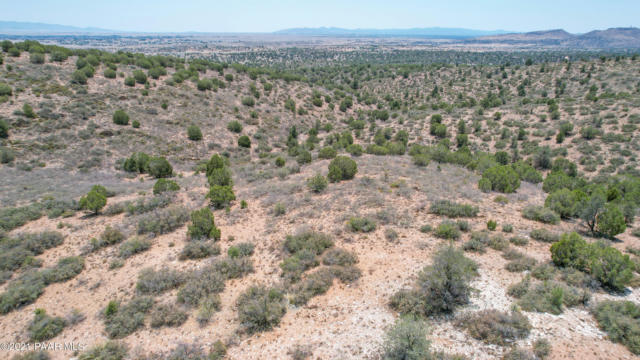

[3,0,639,33]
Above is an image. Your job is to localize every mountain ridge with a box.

[469,27,640,48]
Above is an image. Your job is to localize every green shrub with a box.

[196,294,221,325]
[544,189,579,218]
[205,155,226,175]
[480,165,520,193]
[533,339,552,359]
[281,232,333,280]
[322,248,358,266]
[348,217,376,232]
[0,271,46,314]
[487,220,497,231]
[532,263,556,280]
[505,256,537,272]
[241,97,255,107]
[207,167,233,187]
[147,157,173,178]
[551,232,633,291]
[522,205,560,224]
[227,120,243,133]
[382,316,431,360]
[274,157,285,167]
[593,300,640,354]
[28,308,67,342]
[511,161,543,183]
[196,78,213,91]
[123,152,150,173]
[228,243,255,259]
[509,236,528,246]
[390,246,477,316]
[307,174,328,193]
[318,146,337,159]
[211,256,254,280]
[0,118,9,138]
[347,144,364,156]
[118,237,151,259]
[289,267,335,305]
[153,178,180,194]
[0,82,12,96]
[179,241,220,260]
[119,195,172,216]
[517,281,588,315]
[238,135,251,148]
[284,232,333,256]
[104,296,153,339]
[429,200,478,218]
[22,103,36,118]
[597,204,626,238]
[328,156,358,182]
[456,309,531,345]
[296,149,312,164]
[187,125,203,141]
[542,171,575,193]
[412,153,430,167]
[79,188,107,214]
[137,206,189,236]
[478,178,492,192]
[463,238,487,253]
[187,207,221,240]
[177,267,225,306]
[104,68,116,79]
[78,341,128,360]
[236,285,287,333]
[150,304,188,328]
[124,76,135,86]
[434,221,461,240]
[550,232,593,269]
[112,110,129,125]
[488,234,509,250]
[102,226,125,245]
[132,70,147,84]
[0,231,64,272]
[530,228,560,243]
[207,185,236,209]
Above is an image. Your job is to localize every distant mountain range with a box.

[468,27,640,49]
[1,21,639,49]
[0,21,114,34]
[273,27,511,38]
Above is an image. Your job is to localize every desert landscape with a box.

[0,17,640,360]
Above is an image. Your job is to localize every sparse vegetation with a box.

[456,309,531,345]
[391,246,478,316]
[236,285,287,334]
[103,296,154,338]
[593,300,640,355]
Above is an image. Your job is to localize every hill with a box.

[0,40,639,360]
[470,27,640,49]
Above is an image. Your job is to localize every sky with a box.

[2,0,639,33]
